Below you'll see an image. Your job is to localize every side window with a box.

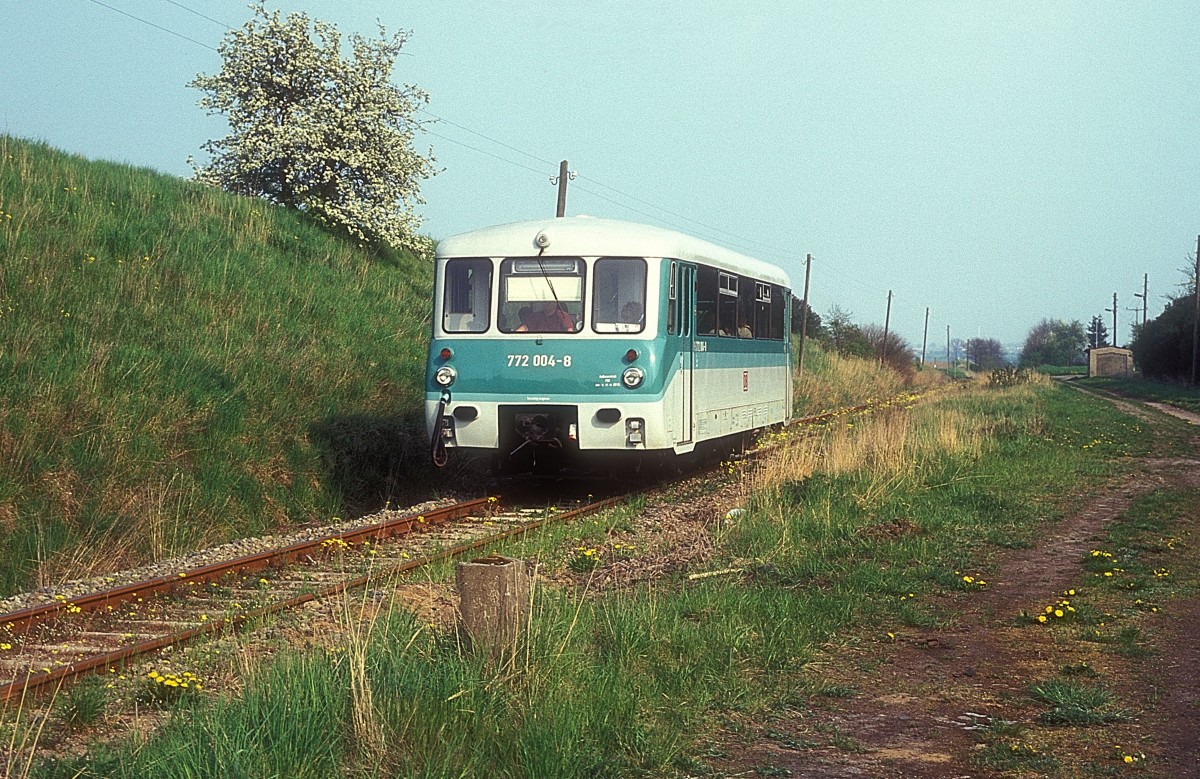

[737,277,755,338]
[718,272,739,337]
[442,259,492,333]
[696,266,718,335]
[754,282,771,340]
[771,285,787,340]
[592,258,647,333]
[666,261,677,335]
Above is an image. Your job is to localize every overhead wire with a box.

[84,0,218,51]
[160,0,234,30]
[78,0,894,303]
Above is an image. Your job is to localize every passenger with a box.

[619,301,643,325]
[516,300,575,332]
[737,316,753,338]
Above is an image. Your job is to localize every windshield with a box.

[591,258,647,333]
[441,258,492,333]
[498,257,585,333]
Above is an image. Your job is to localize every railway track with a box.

[0,494,628,704]
[0,391,925,706]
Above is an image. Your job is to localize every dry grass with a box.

[757,393,994,498]
[336,586,388,757]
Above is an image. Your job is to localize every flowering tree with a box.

[189,4,435,253]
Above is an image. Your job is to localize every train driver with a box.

[516,300,576,332]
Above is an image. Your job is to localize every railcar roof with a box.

[435,217,791,288]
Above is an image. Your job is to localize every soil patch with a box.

[705,448,1200,777]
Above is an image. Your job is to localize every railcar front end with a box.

[425,217,792,473]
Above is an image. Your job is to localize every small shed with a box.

[1088,346,1134,378]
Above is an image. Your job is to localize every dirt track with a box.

[706,390,1200,778]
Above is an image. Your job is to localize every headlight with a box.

[434,366,457,387]
[621,366,644,389]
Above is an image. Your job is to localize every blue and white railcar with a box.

[425,217,792,471]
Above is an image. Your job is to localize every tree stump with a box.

[456,555,530,658]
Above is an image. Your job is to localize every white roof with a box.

[436,217,791,288]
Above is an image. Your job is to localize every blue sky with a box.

[4,1,1199,350]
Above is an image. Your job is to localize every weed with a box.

[974,739,1059,772]
[56,675,108,727]
[1030,680,1129,725]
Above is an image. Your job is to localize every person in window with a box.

[737,316,753,338]
[516,301,575,332]
[619,301,643,325]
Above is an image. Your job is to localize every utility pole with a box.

[1106,293,1118,349]
[881,290,892,361]
[1132,273,1148,329]
[921,307,930,366]
[796,254,813,378]
[1192,235,1199,386]
[946,325,951,373]
[551,160,575,217]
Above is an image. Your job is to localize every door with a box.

[677,263,695,445]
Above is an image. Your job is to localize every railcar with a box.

[425,217,792,472]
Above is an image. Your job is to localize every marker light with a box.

[439,347,453,361]
[621,366,644,389]
[625,349,639,362]
[434,366,457,387]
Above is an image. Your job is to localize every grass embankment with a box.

[0,136,433,595]
[792,340,942,415]
[26,368,1192,778]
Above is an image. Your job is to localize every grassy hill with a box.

[0,136,434,595]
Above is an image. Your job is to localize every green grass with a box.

[1030,679,1129,726]
[33,379,1178,778]
[1080,375,1200,413]
[0,136,435,594]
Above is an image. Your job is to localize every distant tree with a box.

[964,337,1007,371]
[1130,275,1198,380]
[863,324,916,379]
[790,295,823,338]
[820,306,873,359]
[189,3,436,253]
[1086,315,1110,349]
[1018,319,1087,367]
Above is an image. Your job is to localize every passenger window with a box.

[666,261,677,335]
[442,259,492,333]
[771,285,787,340]
[696,267,718,335]
[592,258,647,333]
[718,273,739,337]
[755,282,771,340]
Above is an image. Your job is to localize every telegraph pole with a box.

[1192,235,1199,385]
[1133,273,1147,328]
[796,254,813,377]
[551,160,575,217]
[881,290,892,361]
[1106,293,1118,348]
[946,325,951,373]
[921,307,930,366]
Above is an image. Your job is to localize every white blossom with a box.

[189,3,436,254]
